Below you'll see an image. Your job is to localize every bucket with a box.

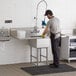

[17,30,26,39]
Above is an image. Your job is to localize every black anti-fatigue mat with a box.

[21,64,76,75]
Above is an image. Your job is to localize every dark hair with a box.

[45,10,53,16]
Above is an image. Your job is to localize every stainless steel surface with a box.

[0,37,11,41]
[10,27,46,40]
[30,35,41,37]
[0,28,10,41]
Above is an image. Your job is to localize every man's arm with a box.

[42,26,48,35]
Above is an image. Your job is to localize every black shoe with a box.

[49,63,54,66]
[54,65,59,68]
[49,64,54,67]
[49,64,59,68]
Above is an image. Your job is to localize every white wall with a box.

[0,37,30,64]
[0,0,32,28]
[0,0,76,33]
[0,0,76,65]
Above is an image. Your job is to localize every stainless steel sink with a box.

[0,29,11,41]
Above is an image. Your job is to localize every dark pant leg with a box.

[51,37,60,66]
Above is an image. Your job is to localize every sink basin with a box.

[0,29,11,41]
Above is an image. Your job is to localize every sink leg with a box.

[46,48,48,65]
[30,46,32,64]
[40,48,41,62]
[37,48,39,66]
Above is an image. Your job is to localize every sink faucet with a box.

[35,0,47,27]
[33,26,40,33]
[30,26,40,34]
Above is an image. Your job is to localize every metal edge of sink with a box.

[0,36,11,41]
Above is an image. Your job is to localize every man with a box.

[42,10,61,68]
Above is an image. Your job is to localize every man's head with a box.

[45,10,53,19]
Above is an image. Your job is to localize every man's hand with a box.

[41,34,45,38]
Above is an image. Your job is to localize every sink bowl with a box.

[0,29,11,41]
